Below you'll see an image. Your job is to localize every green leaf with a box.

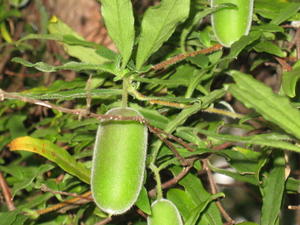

[8,136,90,184]
[167,188,197,221]
[271,2,300,25]
[11,88,122,100]
[7,114,27,138]
[209,164,259,186]
[48,17,113,64]
[196,129,300,153]
[261,152,286,225]
[99,0,135,67]
[0,164,54,197]
[254,41,286,57]
[219,31,261,69]
[12,57,117,74]
[135,187,151,215]
[132,104,170,129]
[185,193,224,225]
[286,177,300,193]
[171,167,223,225]
[0,9,21,22]
[282,67,300,98]
[186,69,213,98]
[180,4,230,50]
[218,147,265,174]
[136,0,190,69]
[19,33,118,62]
[228,71,300,140]
[228,31,261,58]
[0,210,28,225]
[252,24,284,33]
[236,222,258,225]
[151,89,225,160]
[213,146,269,185]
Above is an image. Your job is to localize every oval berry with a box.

[211,0,254,47]
[147,199,183,225]
[91,107,148,215]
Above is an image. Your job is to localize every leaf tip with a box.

[8,136,32,151]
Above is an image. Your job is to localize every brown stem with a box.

[203,159,235,224]
[40,184,93,200]
[36,191,92,215]
[148,166,193,197]
[148,125,195,152]
[288,205,300,210]
[150,130,188,166]
[0,172,15,211]
[152,44,223,70]
[94,217,112,225]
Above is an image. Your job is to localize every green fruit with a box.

[91,107,148,215]
[211,0,254,47]
[147,199,183,225]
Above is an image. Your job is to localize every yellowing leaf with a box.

[8,136,90,184]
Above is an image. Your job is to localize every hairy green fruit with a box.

[147,199,183,225]
[211,0,253,47]
[91,107,148,215]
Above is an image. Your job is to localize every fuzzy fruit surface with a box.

[147,199,183,225]
[91,107,147,215]
[211,0,253,47]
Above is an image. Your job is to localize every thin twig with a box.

[148,166,193,197]
[36,191,92,215]
[129,86,243,119]
[0,172,15,211]
[288,205,300,210]
[152,44,223,70]
[212,142,234,151]
[275,57,292,72]
[148,125,195,152]
[136,208,147,218]
[203,159,235,224]
[150,129,188,166]
[94,217,112,225]
[40,184,93,200]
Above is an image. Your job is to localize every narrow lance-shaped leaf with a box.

[260,151,286,225]
[282,67,300,98]
[135,187,151,215]
[99,0,135,68]
[48,17,112,64]
[9,88,122,100]
[196,128,300,153]
[8,136,90,184]
[136,0,190,69]
[18,33,118,62]
[228,71,300,140]
[12,57,116,74]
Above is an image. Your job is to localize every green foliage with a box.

[1,0,300,224]
[228,71,300,139]
[98,0,135,68]
[136,0,190,69]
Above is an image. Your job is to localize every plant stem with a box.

[121,77,129,108]
[150,163,163,200]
